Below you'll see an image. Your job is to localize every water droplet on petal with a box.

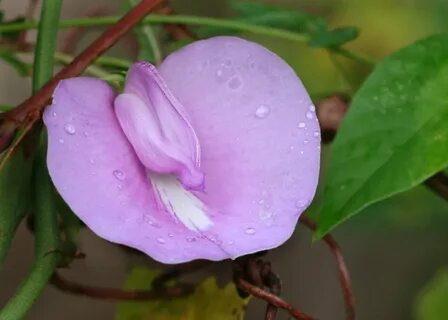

[306,111,313,119]
[117,184,122,190]
[228,76,242,90]
[298,122,306,129]
[295,200,306,208]
[83,131,89,137]
[245,227,256,235]
[58,138,64,144]
[313,131,320,137]
[255,105,270,119]
[303,139,309,144]
[216,69,223,77]
[89,159,95,164]
[168,233,174,238]
[156,237,166,244]
[309,104,316,112]
[52,112,57,117]
[186,237,197,242]
[224,59,232,66]
[113,170,125,181]
[64,123,76,135]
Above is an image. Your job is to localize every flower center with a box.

[114,62,212,231]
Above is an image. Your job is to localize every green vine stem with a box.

[0,0,62,318]
[0,15,376,66]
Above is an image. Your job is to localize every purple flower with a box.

[43,36,320,264]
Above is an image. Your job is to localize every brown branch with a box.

[299,215,355,320]
[4,0,162,125]
[235,278,315,320]
[50,272,194,301]
[425,172,448,201]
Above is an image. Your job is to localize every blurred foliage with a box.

[0,147,32,264]
[116,267,249,320]
[415,268,448,320]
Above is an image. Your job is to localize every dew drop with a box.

[186,237,197,242]
[58,138,64,144]
[295,200,306,208]
[64,123,76,135]
[83,131,89,137]
[298,122,306,129]
[254,105,270,119]
[303,139,309,144]
[89,159,95,164]
[313,131,320,138]
[117,184,123,190]
[245,227,256,235]
[309,104,316,112]
[228,76,242,90]
[113,170,125,181]
[300,150,304,155]
[52,112,57,117]
[156,237,166,244]
[306,111,313,119]
[223,59,232,66]
[216,69,223,77]
[168,233,174,238]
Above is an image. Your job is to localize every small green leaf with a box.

[309,27,359,48]
[415,268,448,320]
[315,34,448,238]
[0,147,33,264]
[116,266,249,320]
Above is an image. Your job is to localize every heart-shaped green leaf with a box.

[315,34,448,238]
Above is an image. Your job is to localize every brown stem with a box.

[425,172,448,201]
[235,278,315,320]
[5,0,162,125]
[262,262,281,320]
[50,272,194,301]
[299,215,355,320]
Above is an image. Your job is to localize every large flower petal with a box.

[158,36,320,258]
[44,78,228,263]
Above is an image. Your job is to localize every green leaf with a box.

[0,49,30,76]
[415,268,448,320]
[309,27,359,48]
[116,267,249,320]
[0,147,33,264]
[315,34,448,238]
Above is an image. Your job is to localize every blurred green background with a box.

[0,0,448,319]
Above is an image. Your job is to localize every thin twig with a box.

[235,278,315,320]
[7,0,162,123]
[425,172,448,201]
[50,272,194,301]
[299,215,355,320]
